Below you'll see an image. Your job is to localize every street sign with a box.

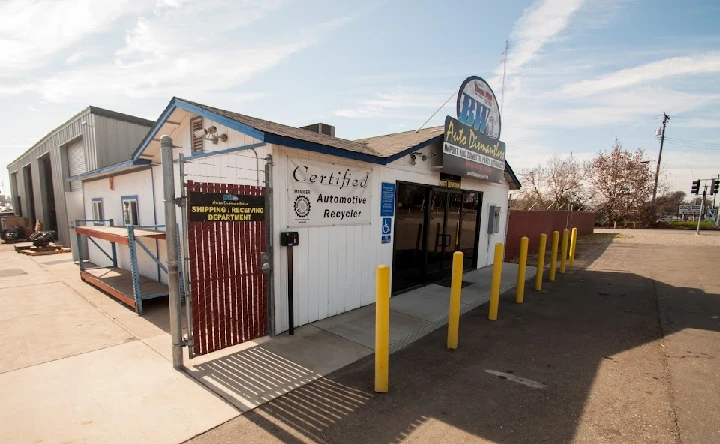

[678,204,701,215]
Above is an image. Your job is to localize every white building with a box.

[76,95,520,353]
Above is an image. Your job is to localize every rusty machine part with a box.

[29,231,56,248]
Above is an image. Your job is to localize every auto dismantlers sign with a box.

[288,157,372,227]
[188,192,264,222]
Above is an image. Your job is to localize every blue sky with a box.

[2,0,719,195]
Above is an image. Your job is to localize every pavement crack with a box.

[666,355,715,360]
[653,279,683,444]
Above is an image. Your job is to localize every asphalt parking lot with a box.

[188,230,720,444]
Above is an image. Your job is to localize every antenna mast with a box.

[500,40,509,114]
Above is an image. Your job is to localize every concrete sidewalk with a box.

[0,246,238,444]
[185,263,536,412]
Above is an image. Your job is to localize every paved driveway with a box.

[189,230,720,444]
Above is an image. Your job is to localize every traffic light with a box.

[691,179,700,195]
[712,179,719,195]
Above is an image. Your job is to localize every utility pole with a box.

[697,184,707,235]
[162,135,184,369]
[652,113,670,206]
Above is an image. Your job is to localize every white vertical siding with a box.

[82,169,164,283]
[270,143,511,334]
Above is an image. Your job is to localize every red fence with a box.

[505,211,595,260]
[187,181,267,356]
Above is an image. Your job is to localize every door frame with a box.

[425,186,465,274]
[392,181,483,293]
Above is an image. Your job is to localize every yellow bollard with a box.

[375,265,390,393]
[560,229,569,274]
[488,243,504,320]
[549,231,559,282]
[569,227,578,267]
[534,234,547,291]
[516,237,529,304]
[447,251,464,349]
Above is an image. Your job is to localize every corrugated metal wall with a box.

[7,109,95,246]
[67,139,86,192]
[6,108,152,247]
[94,115,155,167]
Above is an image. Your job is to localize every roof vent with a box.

[301,123,335,137]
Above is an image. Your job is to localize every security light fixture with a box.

[194,125,228,144]
[409,152,428,165]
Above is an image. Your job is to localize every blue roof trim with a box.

[68,159,151,182]
[174,99,266,142]
[383,135,443,164]
[132,97,267,161]
[505,160,522,189]
[264,133,386,165]
[132,99,177,161]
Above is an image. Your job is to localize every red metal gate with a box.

[187,181,267,356]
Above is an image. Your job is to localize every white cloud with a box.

[0,0,346,104]
[503,0,586,77]
[334,89,454,119]
[0,0,151,76]
[503,87,720,131]
[561,53,720,96]
[34,41,313,102]
[673,118,720,129]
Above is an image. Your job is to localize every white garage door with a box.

[67,139,86,192]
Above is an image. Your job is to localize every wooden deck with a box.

[81,266,169,311]
[75,225,166,246]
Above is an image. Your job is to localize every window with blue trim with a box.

[91,198,104,225]
[121,196,139,226]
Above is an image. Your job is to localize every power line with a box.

[664,136,720,147]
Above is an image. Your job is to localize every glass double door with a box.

[392,183,481,293]
[426,189,479,280]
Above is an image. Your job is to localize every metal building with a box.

[6,107,153,250]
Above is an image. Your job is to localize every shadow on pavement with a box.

[187,233,720,444]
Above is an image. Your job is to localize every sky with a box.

[1,0,719,196]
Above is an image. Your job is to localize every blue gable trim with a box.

[68,159,151,182]
[132,100,177,161]
[382,135,443,165]
[131,98,266,161]
[264,133,385,165]
[174,99,266,142]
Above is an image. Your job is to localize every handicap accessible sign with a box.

[381,217,392,244]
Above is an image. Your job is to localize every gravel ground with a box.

[595,228,720,246]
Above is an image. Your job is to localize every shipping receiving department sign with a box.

[288,158,372,227]
[188,192,265,222]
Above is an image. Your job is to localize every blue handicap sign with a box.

[381,217,392,244]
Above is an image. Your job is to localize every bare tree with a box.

[516,154,586,210]
[585,140,654,224]
[655,191,686,217]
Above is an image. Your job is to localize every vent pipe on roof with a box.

[300,123,335,137]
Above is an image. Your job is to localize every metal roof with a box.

[8,106,153,166]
